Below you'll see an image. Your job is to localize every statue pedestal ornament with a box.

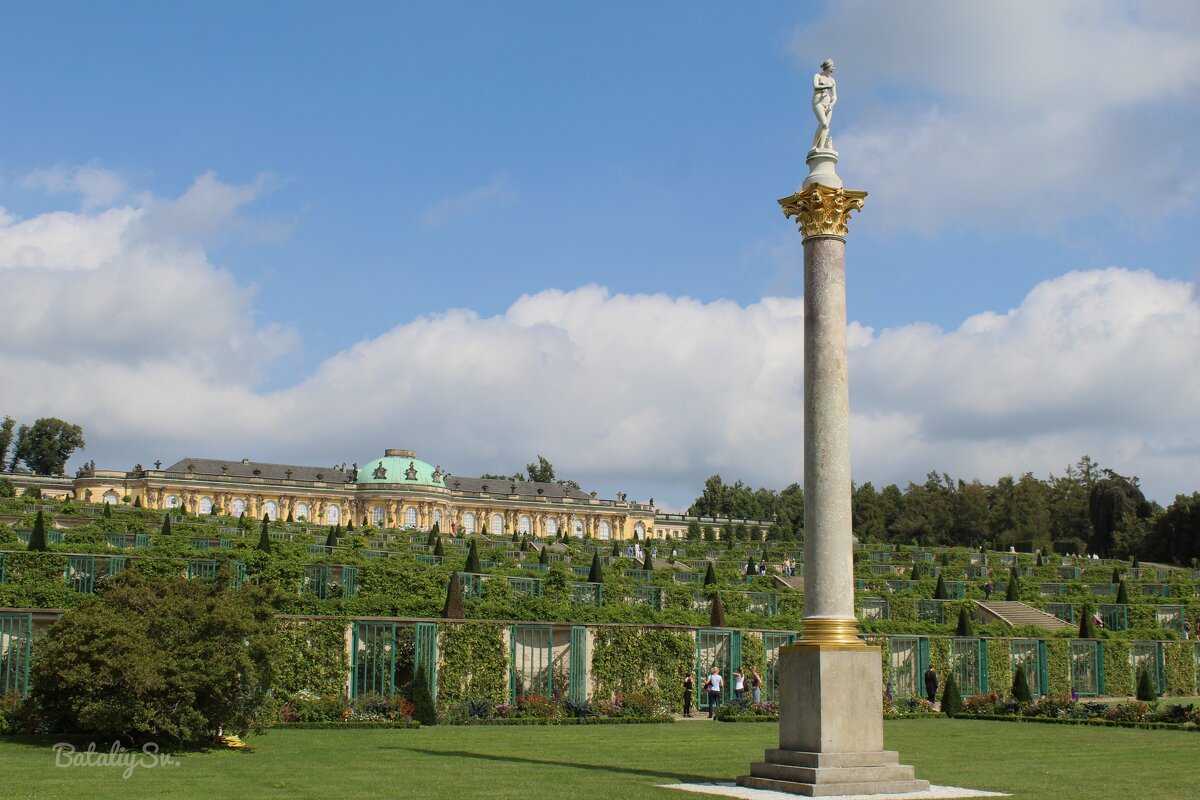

[803,147,842,189]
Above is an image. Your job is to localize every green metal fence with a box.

[457,572,485,599]
[303,564,329,598]
[745,592,779,617]
[66,555,95,593]
[917,599,947,624]
[510,624,553,701]
[1070,639,1105,696]
[1131,641,1166,695]
[630,585,663,611]
[1010,639,1049,697]
[695,629,742,709]
[0,553,6,584]
[860,596,890,621]
[887,636,929,698]
[507,576,543,597]
[571,582,602,606]
[568,626,588,706]
[108,556,128,576]
[0,612,33,696]
[1045,602,1074,623]
[351,621,397,697]
[1098,604,1129,631]
[951,637,988,696]
[761,632,796,703]
[414,621,437,701]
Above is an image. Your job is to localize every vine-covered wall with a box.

[274,618,350,698]
[590,627,694,710]
[436,622,508,711]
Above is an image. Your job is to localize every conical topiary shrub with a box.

[411,665,437,725]
[955,606,974,636]
[28,509,48,552]
[1131,556,1139,568]
[433,537,445,558]
[133,495,142,508]
[611,540,620,557]
[1111,566,1122,583]
[587,552,603,583]
[1116,579,1129,605]
[1012,663,1033,703]
[102,502,112,519]
[704,562,717,587]
[442,575,465,619]
[910,564,920,580]
[465,539,482,573]
[709,592,726,627]
[258,514,272,554]
[520,536,531,552]
[430,521,440,535]
[512,530,519,544]
[1135,666,1158,702]
[933,574,949,600]
[1005,574,1020,601]
[427,529,438,547]
[325,526,338,548]
[642,557,653,580]
[746,554,756,576]
[286,511,294,523]
[1035,551,1044,567]
[1079,606,1097,638]
[941,672,963,716]
[538,545,549,566]
[161,513,172,536]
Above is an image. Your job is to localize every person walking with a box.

[750,667,762,704]
[682,673,695,717]
[704,666,723,719]
[983,580,993,600]
[924,666,938,705]
[733,668,745,702]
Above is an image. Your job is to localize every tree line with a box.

[1,415,86,476]
[688,457,1200,566]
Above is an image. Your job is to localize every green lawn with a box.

[1,719,1197,800]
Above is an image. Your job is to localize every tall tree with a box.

[525,455,555,483]
[0,416,15,469]
[9,418,85,475]
[1088,471,1151,558]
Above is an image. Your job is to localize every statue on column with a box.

[811,58,837,151]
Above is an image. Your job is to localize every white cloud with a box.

[3,178,1198,505]
[21,161,130,209]
[791,0,1200,231]
[419,174,519,229]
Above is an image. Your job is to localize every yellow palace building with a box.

[54,448,769,542]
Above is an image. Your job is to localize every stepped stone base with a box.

[737,749,929,796]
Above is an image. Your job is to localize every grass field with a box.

[1,718,1197,800]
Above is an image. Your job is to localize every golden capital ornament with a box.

[779,184,868,240]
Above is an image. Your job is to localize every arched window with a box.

[198,496,214,515]
[634,522,645,540]
[371,506,386,526]
[295,502,309,521]
[405,507,418,528]
[433,509,443,529]
[573,519,584,538]
[231,498,246,517]
[491,513,503,535]
[263,501,278,521]
[102,490,120,506]
[519,515,531,534]
[598,520,611,540]
[463,512,476,534]
[166,495,181,509]
[326,505,340,525]
[545,517,558,536]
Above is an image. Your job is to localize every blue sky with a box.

[2,1,1198,508]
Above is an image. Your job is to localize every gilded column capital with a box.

[779,184,867,240]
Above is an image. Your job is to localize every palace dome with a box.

[356,449,446,487]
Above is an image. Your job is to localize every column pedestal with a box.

[737,646,927,796]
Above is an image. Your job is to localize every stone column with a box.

[739,174,928,796]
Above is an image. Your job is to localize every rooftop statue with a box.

[811,58,837,151]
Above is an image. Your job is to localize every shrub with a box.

[955,606,974,636]
[587,552,603,583]
[933,575,948,600]
[465,539,482,573]
[161,513,171,536]
[1012,663,1033,703]
[703,562,716,586]
[709,593,726,627]
[27,509,48,552]
[258,515,272,553]
[1005,574,1019,601]
[442,575,465,619]
[1116,580,1129,605]
[21,486,42,499]
[411,665,437,725]
[1079,607,1097,638]
[1135,666,1158,702]
[434,537,445,558]
[941,673,963,716]
[29,571,275,745]
[538,544,549,565]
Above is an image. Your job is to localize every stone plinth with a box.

[736,646,928,796]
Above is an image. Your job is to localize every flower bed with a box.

[953,693,1200,731]
[715,700,778,722]
[443,692,674,725]
[276,691,415,725]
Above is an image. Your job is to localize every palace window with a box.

[433,509,443,529]
[598,520,611,540]
[519,515,531,535]
[295,502,309,521]
[491,513,504,535]
[102,491,120,506]
[634,523,645,539]
[198,497,214,515]
[263,501,278,521]
[326,505,341,525]
[231,498,246,517]
[371,506,386,526]
[545,517,558,536]
[405,506,418,528]
[463,513,476,534]
[166,495,181,509]
[573,519,584,538]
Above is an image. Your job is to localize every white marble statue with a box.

[811,58,837,151]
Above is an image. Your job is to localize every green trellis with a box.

[568,626,588,705]
[510,624,553,701]
[351,621,397,698]
[696,629,742,709]
[951,637,988,696]
[1070,639,1105,696]
[414,621,437,701]
[1010,639,1049,697]
[0,612,33,696]
[762,631,797,702]
[888,636,930,698]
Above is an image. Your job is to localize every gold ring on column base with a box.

[796,617,866,647]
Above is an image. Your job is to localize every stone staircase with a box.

[974,600,1071,631]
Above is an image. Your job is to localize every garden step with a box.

[737,775,931,796]
[974,600,1071,631]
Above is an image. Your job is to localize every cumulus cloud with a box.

[791,0,1200,232]
[419,174,519,229]
[3,180,1198,505]
[21,161,130,209]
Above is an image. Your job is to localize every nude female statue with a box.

[811,58,836,150]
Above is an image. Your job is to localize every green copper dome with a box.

[357,449,446,487]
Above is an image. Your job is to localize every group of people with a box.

[681,666,763,719]
[743,559,768,577]
[781,557,798,577]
